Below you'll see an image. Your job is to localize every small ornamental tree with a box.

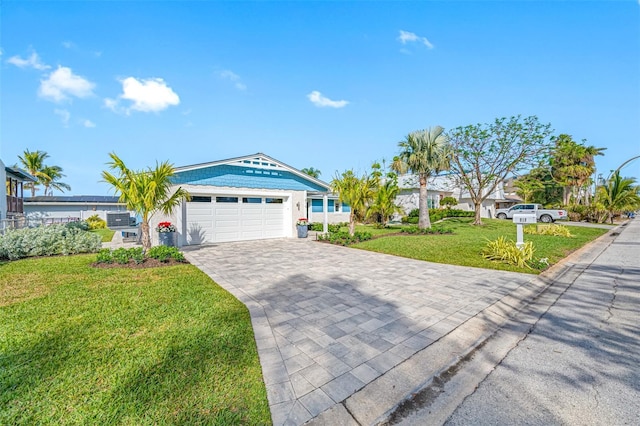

[330,170,374,236]
[447,116,553,225]
[102,153,190,251]
[440,196,458,209]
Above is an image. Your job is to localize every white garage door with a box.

[185,195,286,244]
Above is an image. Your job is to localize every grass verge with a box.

[91,228,116,242]
[0,255,271,425]
[353,218,608,274]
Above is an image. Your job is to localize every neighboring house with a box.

[496,176,523,209]
[395,173,507,219]
[151,153,347,246]
[24,196,130,223]
[1,159,36,226]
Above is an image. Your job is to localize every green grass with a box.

[91,228,116,242]
[353,218,608,274]
[0,255,271,425]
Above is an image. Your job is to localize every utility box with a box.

[106,212,132,229]
[512,213,537,224]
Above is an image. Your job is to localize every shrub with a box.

[147,246,185,262]
[309,222,347,233]
[86,214,107,230]
[96,248,113,264]
[441,196,458,208]
[524,224,573,237]
[66,220,90,231]
[482,236,534,269]
[402,209,474,223]
[401,226,453,235]
[0,225,102,261]
[317,231,372,246]
[408,208,420,218]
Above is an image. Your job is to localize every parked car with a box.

[495,203,568,223]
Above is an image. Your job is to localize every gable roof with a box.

[5,166,36,182]
[174,153,331,191]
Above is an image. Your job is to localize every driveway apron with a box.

[184,239,535,425]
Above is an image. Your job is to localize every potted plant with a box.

[296,218,309,238]
[156,221,176,246]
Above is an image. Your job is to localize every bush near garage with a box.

[0,225,102,261]
[85,214,107,230]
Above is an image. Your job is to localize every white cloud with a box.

[62,41,75,49]
[106,77,180,114]
[307,91,349,108]
[397,30,434,49]
[7,51,50,70]
[54,108,70,127]
[218,69,246,91]
[39,66,95,102]
[82,119,96,128]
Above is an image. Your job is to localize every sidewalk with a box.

[308,220,628,425]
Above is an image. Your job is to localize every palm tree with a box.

[301,167,321,179]
[596,172,640,224]
[17,149,49,196]
[367,176,402,226]
[102,152,190,251]
[513,176,544,203]
[551,135,605,205]
[40,165,71,196]
[392,126,450,229]
[330,170,373,236]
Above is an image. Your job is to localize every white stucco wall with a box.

[308,212,351,224]
[396,190,498,219]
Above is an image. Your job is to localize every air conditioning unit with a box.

[106,212,132,229]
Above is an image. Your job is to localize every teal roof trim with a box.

[172,164,328,192]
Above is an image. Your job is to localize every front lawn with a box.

[91,228,116,242]
[353,218,608,274]
[0,255,271,425]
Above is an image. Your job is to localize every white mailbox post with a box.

[512,213,537,248]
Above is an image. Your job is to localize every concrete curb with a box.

[307,224,622,425]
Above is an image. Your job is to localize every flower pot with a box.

[158,231,175,247]
[297,225,308,238]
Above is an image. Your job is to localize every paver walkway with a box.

[184,239,535,425]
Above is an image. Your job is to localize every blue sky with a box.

[2,1,639,196]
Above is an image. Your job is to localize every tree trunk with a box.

[563,187,570,206]
[473,201,483,225]
[348,211,355,236]
[418,175,431,229]
[141,221,151,251]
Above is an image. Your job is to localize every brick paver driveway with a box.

[184,238,534,425]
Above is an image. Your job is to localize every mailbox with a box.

[512,213,537,224]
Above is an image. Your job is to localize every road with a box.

[444,218,640,425]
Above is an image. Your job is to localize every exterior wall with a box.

[24,204,128,221]
[396,190,498,218]
[307,198,351,224]
[172,164,326,192]
[0,160,6,220]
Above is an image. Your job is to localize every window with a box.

[334,200,341,212]
[524,205,535,210]
[189,196,212,203]
[243,197,262,204]
[216,196,238,203]
[265,198,283,204]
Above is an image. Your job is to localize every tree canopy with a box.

[447,116,553,225]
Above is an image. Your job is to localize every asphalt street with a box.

[444,218,640,425]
